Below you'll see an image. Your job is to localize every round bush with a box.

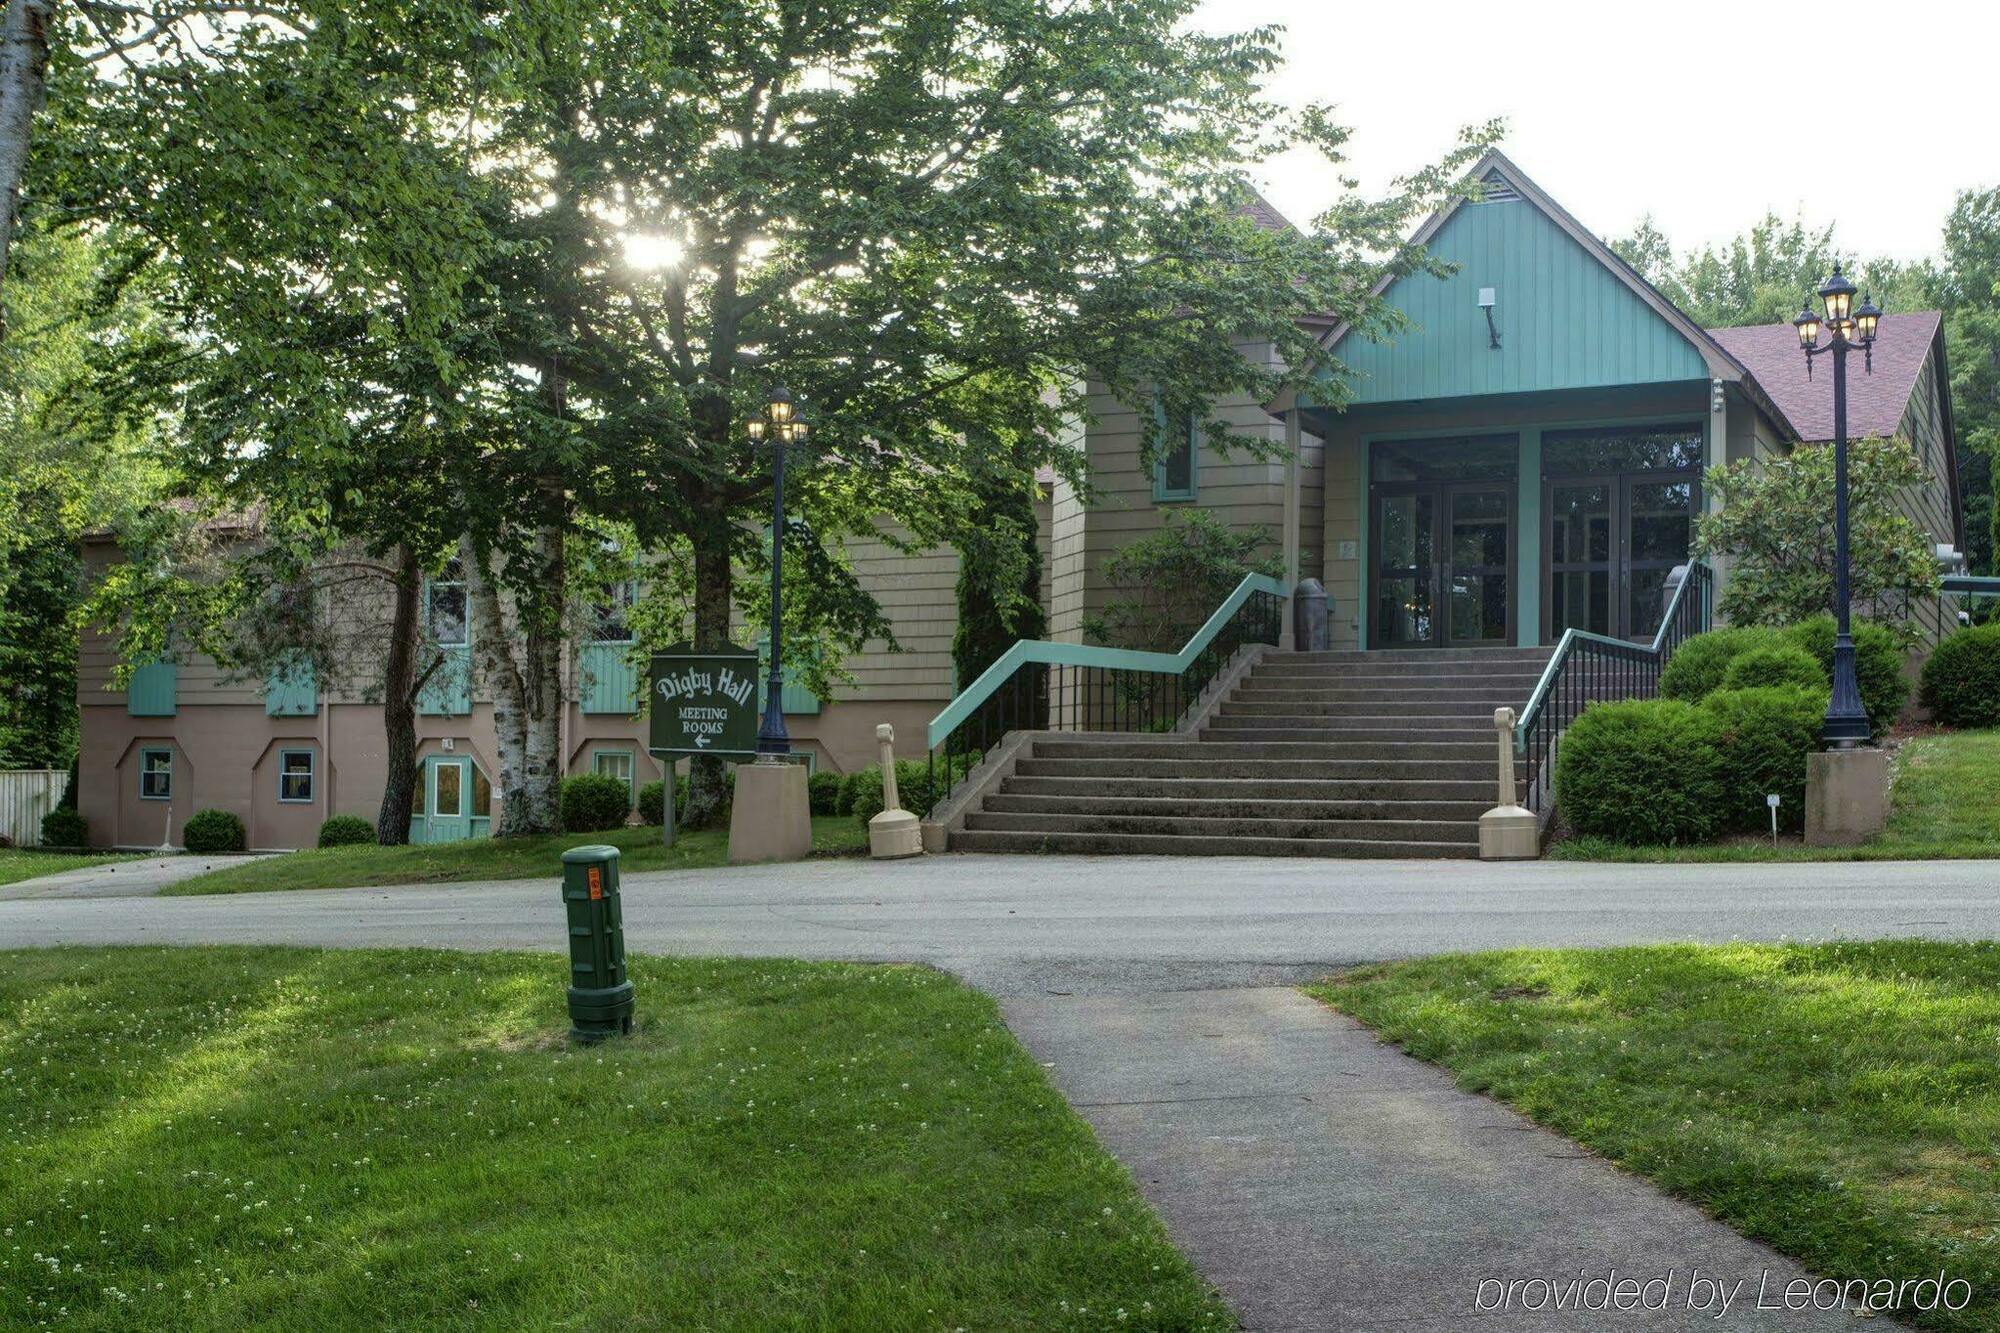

[559,773,631,833]
[808,770,842,817]
[317,814,375,848]
[850,764,887,825]
[39,807,87,849]
[1920,622,2000,729]
[835,769,866,816]
[1785,614,1908,732]
[637,779,666,826]
[1700,685,1826,834]
[1554,699,1725,845]
[1722,643,1826,694]
[182,808,246,854]
[1658,627,1783,702]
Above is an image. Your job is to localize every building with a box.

[74,151,1965,851]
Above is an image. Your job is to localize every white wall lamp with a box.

[1477,287,1501,349]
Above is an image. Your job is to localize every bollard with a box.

[868,723,923,859]
[1292,578,1329,652]
[558,845,636,1042]
[1478,707,1539,860]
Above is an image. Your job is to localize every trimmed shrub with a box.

[808,770,842,817]
[637,779,666,826]
[1919,622,2000,729]
[1658,626,1783,702]
[39,807,87,849]
[835,768,866,816]
[1722,643,1826,694]
[1700,686,1826,834]
[1784,614,1908,732]
[182,808,246,854]
[317,814,375,848]
[1554,699,1725,845]
[560,774,631,833]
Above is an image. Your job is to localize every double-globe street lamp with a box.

[747,385,809,757]
[1793,264,1885,749]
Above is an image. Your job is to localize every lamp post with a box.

[1793,264,1884,749]
[747,385,809,758]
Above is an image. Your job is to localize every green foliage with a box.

[1700,686,1827,834]
[1696,438,1941,638]
[808,770,842,818]
[39,807,87,849]
[1783,615,1909,732]
[1555,700,1725,846]
[181,809,246,855]
[953,447,1046,688]
[1658,627,1784,701]
[559,775,632,834]
[836,769,866,817]
[316,815,376,849]
[1938,187,2000,575]
[1920,623,2000,728]
[1085,508,1282,649]
[637,771,732,826]
[848,756,971,825]
[637,779,666,827]
[1721,643,1826,694]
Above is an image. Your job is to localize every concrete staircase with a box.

[948,646,1553,858]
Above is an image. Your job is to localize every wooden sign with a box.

[647,646,761,758]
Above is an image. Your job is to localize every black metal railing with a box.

[1515,561,1714,814]
[921,578,1286,817]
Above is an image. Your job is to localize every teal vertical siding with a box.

[126,659,177,716]
[265,658,318,716]
[418,645,472,716]
[580,642,640,714]
[1328,199,1707,405]
[756,638,821,716]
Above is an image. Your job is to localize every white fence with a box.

[0,770,66,847]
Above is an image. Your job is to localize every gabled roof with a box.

[1705,311,1941,442]
[1235,187,1300,236]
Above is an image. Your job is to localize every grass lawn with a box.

[0,847,145,887]
[0,946,1228,1330]
[166,816,868,895]
[1551,729,2000,863]
[1313,941,2000,1331]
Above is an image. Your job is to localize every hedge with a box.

[182,808,246,854]
[560,773,632,833]
[1783,614,1907,732]
[1700,685,1826,834]
[808,770,842,817]
[317,814,375,848]
[1721,643,1826,694]
[1919,622,2000,729]
[1658,626,1783,702]
[1554,699,1725,845]
[639,770,737,826]
[39,808,88,849]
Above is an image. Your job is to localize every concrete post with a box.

[1280,408,1302,649]
[1478,707,1539,860]
[868,723,922,860]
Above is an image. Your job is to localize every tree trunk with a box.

[466,535,538,836]
[375,545,423,844]
[682,529,734,828]
[518,505,565,833]
[0,0,53,325]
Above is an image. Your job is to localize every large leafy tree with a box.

[56,0,1491,832]
[1935,186,2000,575]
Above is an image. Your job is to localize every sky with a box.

[1196,0,1997,264]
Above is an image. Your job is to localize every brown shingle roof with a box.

[1235,187,1298,236]
[1707,311,1940,442]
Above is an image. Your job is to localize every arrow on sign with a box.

[694,735,710,747]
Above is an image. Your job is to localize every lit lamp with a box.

[753,385,809,756]
[1795,263,1883,748]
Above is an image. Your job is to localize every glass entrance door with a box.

[1371,483,1513,648]
[1445,486,1513,645]
[426,757,471,843]
[1542,422,1704,643]
[1372,489,1436,647]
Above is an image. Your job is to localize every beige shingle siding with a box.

[1895,349,1962,643]
[1319,423,1364,647]
[830,525,960,702]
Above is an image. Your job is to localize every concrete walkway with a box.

[5,852,1985,1327]
[0,852,269,901]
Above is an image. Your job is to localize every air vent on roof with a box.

[1476,172,1522,204]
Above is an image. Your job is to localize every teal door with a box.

[426,757,472,843]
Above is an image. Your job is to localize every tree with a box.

[1935,186,2000,575]
[1085,508,1281,650]
[1695,436,1942,639]
[952,432,1046,688]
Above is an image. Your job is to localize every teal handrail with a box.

[926,572,1289,750]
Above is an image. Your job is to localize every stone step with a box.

[1261,648,1555,668]
[1244,657,1552,681]
[1012,756,1493,781]
[1203,714,1495,734]
[948,828,1480,858]
[981,793,1497,822]
[963,810,1480,844]
[1034,738,1494,762]
[1199,725,1498,747]
[999,775,1504,802]
[1236,673,1546,694]
[1221,698,1520,718]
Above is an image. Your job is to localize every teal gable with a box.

[1330,183,1709,405]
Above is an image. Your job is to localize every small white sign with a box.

[1766,793,1781,808]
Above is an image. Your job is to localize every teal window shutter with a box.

[1151,394,1199,503]
[127,659,177,716]
[756,637,822,716]
[265,657,318,716]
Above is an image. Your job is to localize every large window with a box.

[1370,435,1519,483]
[592,750,635,805]
[139,748,173,801]
[278,749,315,803]
[1542,423,1703,476]
[593,581,636,642]
[1152,399,1198,502]
[427,559,468,646]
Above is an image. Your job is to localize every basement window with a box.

[278,749,316,804]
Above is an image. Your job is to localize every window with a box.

[593,581,636,642]
[1152,398,1199,503]
[139,748,173,801]
[471,765,492,818]
[428,559,468,646]
[1542,424,1704,477]
[593,750,635,804]
[278,749,315,803]
[1371,435,1519,483]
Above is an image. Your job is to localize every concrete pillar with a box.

[1805,749,1889,847]
[1280,408,1303,649]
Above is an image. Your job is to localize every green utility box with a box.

[559,845,636,1042]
